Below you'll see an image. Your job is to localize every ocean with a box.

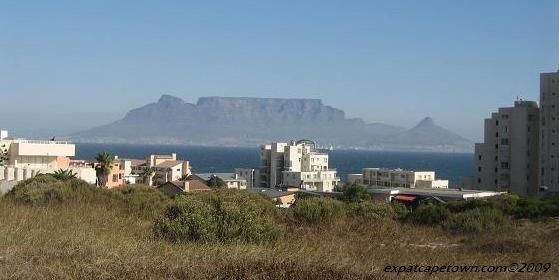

[75,143,474,186]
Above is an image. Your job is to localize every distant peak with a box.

[158,94,184,104]
[417,117,436,127]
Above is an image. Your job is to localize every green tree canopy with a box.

[95,151,114,188]
[206,175,227,188]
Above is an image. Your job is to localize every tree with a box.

[52,169,77,181]
[142,167,156,186]
[206,175,227,188]
[342,181,370,202]
[95,151,114,188]
[0,144,9,166]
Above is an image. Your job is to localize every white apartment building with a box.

[540,71,559,193]
[474,100,540,196]
[260,140,340,192]
[354,168,448,189]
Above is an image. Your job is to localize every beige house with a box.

[125,153,191,186]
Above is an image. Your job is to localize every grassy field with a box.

[0,178,558,279]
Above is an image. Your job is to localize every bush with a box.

[391,202,410,219]
[153,189,283,243]
[291,197,346,224]
[443,207,512,233]
[406,204,451,225]
[347,201,396,222]
[112,185,169,218]
[342,182,370,202]
[5,175,112,205]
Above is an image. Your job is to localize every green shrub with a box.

[112,185,169,218]
[406,204,451,225]
[291,197,346,224]
[391,202,410,219]
[153,189,283,243]
[342,182,370,202]
[347,201,396,222]
[443,207,512,233]
[5,175,112,205]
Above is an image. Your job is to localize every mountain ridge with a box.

[71,95,473,153]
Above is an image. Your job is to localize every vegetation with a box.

[51,169,77,181]
[1,177,559,278]
[95,151,114,188]
[154,189,283,243]
[0,144,8,166]
[206,175,227,188]
[141,167,156,186]
[341,181,370,202]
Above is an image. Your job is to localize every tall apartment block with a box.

[474,100,539,196]
[259,140,339,192]
[540,71,559,193]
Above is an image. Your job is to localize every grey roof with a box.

[367,187,506,199]
[194,173,243,182]
[247,188,296,198]
[155,160,184,168]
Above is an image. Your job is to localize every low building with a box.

[367,187,506,203]
[123,153,191,186]
[193,173,247,189]
[356,168,448,189]
[157,179,211,196]
[235,168,260,188]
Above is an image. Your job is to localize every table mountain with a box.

[71,95,473,152]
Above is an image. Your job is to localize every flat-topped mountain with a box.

[71,95,473,152]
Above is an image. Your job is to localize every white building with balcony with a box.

[260,140,340,192]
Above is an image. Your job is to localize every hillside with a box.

[72,95,473,152]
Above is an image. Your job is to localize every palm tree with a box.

[0,144,8,166]
[95,151,114,188]
[142,167,155,186]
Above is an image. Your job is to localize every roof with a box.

[188,180,211,191]
[367,187,506,200]
[155,160,184,168]
[194,173,245,182]
[247,188,296,198]
[394,194,417,202]
[120,159,146,166]
[158,180,210,192]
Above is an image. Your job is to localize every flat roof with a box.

[367,187,506,199]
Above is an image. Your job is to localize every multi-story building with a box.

[540,71,559,193]
[474,100,540,196]
[260,140,340,192]
[235,168,259,188]
[352,168,448,189]
[126,153,191,186]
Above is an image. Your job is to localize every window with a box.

[501,138,509,145]
[478,178,481,184]
[478,167,482,172]
[501,114,509,119]
[501,162,510,169]
[112,174,118,182]
[478,155,482,160]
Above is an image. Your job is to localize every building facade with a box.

[474,100,540,196]
[357,168,448,189]
[259,140,339,192]
[540,71,559,193]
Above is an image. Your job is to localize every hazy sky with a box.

[1,1,558,141]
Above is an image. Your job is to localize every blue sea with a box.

[75,143,474,186]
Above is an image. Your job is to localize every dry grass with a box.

[1,196,558,279]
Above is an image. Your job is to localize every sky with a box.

[1,0,558,141]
